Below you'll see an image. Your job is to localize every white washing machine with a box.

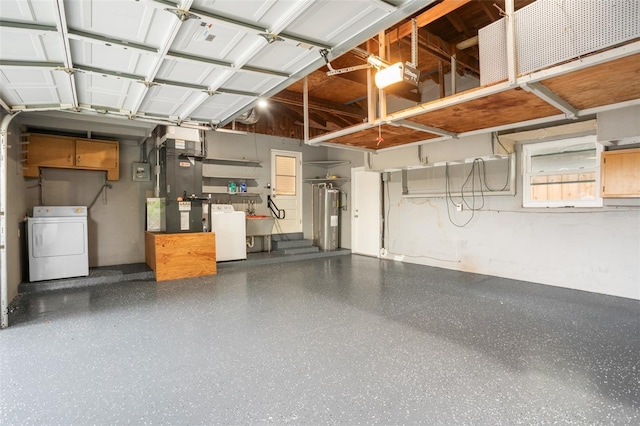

[28,206,89,282]
[207,205,246,261]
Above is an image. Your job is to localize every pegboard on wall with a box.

[479,19,508,86]
[479,0,640,86]
[516,0,640,75]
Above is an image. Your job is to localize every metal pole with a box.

[451,54,457,95]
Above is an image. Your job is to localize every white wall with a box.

[205,131,329,245]
[204,131,367,249]
[376,129,640,300]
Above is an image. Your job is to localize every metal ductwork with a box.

[235,108,260,125]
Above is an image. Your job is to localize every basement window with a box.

[522,135,603,207]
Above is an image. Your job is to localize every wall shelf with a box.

[202,174,258,180]
[202,191,262,197]
[304,160,350,185]
[304,178,349,184]
[204,157,262,167]
[304,160,350,167]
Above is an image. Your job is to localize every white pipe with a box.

[1,112,20,328]
[456,36,478,51]
[451,54,457,95]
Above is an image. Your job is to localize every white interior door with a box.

[351,167,381,257]
[270,149,302,234]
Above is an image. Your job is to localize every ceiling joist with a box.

[271,90,366,120]
[387,0,472,44]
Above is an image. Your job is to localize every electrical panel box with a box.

[133,162,151,181]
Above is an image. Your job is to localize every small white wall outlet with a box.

[456,203,463,212]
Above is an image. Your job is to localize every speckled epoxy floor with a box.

[2,255,639,424]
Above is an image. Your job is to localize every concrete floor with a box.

[2,255,639,424]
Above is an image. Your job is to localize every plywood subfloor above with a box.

[404,87,562,134]
[327,124,441,150]
[540,53,640,111]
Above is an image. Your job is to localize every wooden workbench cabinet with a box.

[145,232,217,281]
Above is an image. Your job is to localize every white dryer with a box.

[28,206,89,282]
[207,205,246,261]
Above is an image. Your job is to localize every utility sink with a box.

[246,215,275,236]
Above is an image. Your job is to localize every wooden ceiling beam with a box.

[312,109,354,128]
[398,33,479,77]
[480,1,501,22]
[387,0,473,44]
[271,90,366,119]
[280,102,332,127]
[445,11,472,38]
[278,103,304,123]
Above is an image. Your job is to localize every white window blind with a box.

[275,155,297,196]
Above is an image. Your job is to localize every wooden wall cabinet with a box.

[24,134,120,180]
[601,147,640,198]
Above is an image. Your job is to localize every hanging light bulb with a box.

[374,62,404,89]
[374,62,419,90]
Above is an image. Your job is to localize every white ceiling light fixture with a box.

[374,62,403,88]
[366,55,419,90]
[257,99,269,109]
[374,61,419,90]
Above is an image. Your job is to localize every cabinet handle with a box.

[76,155,81,164]
[68,154,72,163]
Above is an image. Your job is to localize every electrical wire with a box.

[481,157,511,192]
[444,157,512,227]
[445,163,475,227]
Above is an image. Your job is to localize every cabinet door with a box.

[24,134,75,177]
[75,139,118,169]
[601,148,640,198]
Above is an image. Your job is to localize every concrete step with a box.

[271,232,303,242]
[282,246,320,255]
[272,239,314,250]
